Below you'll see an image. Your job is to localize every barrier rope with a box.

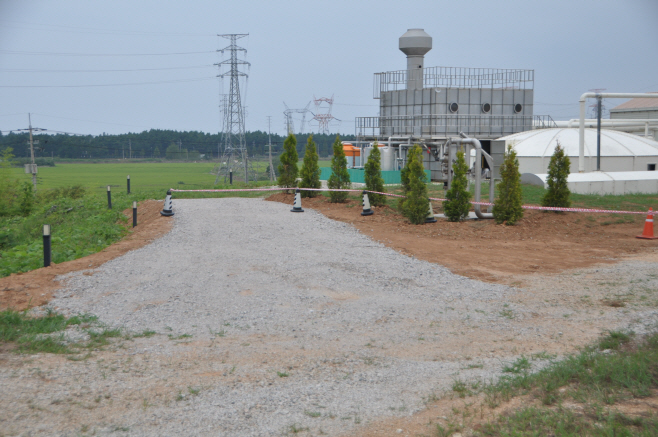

[169,187,655,216]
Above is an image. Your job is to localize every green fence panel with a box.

[319,168,430,185]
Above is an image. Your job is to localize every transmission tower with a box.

[587,88,610,119]
[214,33,257,184]
[283,101,312,134]
[311,95,338,134]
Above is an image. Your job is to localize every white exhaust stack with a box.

[399,29,432,90]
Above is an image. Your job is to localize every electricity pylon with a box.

[214,34,257,184]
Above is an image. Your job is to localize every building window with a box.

[481,103,491,113]
[449,102,459,113]
[514,103,523,113]
[649,163,656,171]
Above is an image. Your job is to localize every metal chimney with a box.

[399,29,432,90]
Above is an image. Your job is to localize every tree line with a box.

[0,129,355,161]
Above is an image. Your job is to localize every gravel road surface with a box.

[2,197,657,436]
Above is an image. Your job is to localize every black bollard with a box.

[127,175,131,194]
[229,170,233,185]
[43,224,51,267]
[132,201,137,228]
[107,185,112,209]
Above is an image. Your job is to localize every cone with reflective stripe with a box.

[160,190,174,217]
[425,199,437,223]
[361,191,374,216]
[291,189,304,213]
[636,208,657,239]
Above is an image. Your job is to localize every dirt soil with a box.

[266,192,657,285]
[0,200,173,311]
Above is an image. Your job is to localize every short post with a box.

[107,185,112,209]
[127,175,131,194]
[43,224,51,267]
[132,201,137,228]
[229,170,233,185]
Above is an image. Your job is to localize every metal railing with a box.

[356,114,553,138]
[374,66,534,98]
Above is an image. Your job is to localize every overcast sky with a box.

[1,0,657,137]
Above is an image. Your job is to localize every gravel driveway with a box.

[2,197,657,436]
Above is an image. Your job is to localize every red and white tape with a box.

[169,187,655,216]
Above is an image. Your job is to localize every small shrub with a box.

[541,141,571,209]
[493,144,524,225]
[443,147,471,221]
[400,144,429,224]
[18,181,34,216]
[299,134,321,198]
[328,135,350,203]
[364,143,386,206]
[277,134,299,190]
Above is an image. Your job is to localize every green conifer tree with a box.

[277,133,299,190]
[493,144,524,225]
[400,144,429,224]
[299,134,321,198]
[443,147,471,221]
[328,135,350,203]
[541,141,571,209]
[364,143,386,206]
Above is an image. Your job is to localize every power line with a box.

[0,65,214,73]
[0,49,216,57]
[0,77,215,88]
[0,20,216,37]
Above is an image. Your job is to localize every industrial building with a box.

[609,94,658,141]
[354,28,553,183]
[348,28,658,197]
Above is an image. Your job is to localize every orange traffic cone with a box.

[636,208,657,240]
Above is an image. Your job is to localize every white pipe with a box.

[561,119,658,128]
[579,93,658,172]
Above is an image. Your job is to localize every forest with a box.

[0,129,356,161]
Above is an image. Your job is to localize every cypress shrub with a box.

[277,133,299,190]
[328,135,351,203]
[443,147,471,221]
[541,141,571,209]
[493,144,524,225]
[400,144,429,224]
[299,134,321,198]
[364,143,386,206]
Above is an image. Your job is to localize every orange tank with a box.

[342,143,360,156]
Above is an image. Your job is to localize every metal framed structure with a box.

[373,66,534,98]
[215,33,256,184]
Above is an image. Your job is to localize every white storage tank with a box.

[380,147,396,171]
[362,146,372,166]
[498,128,658,174]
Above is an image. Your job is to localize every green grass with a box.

[465,182,657,213]
[9,161,277,194]
[0,309,123,355]
[468,330,658,436]
[0,186,161,278]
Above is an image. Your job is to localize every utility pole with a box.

[267,116,274,182]
[129,139,132,160]
[28,113,37,191]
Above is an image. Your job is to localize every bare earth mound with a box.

[266,192,657,284]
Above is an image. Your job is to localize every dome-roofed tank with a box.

[399,28,432,56]
[399,29,432,90]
